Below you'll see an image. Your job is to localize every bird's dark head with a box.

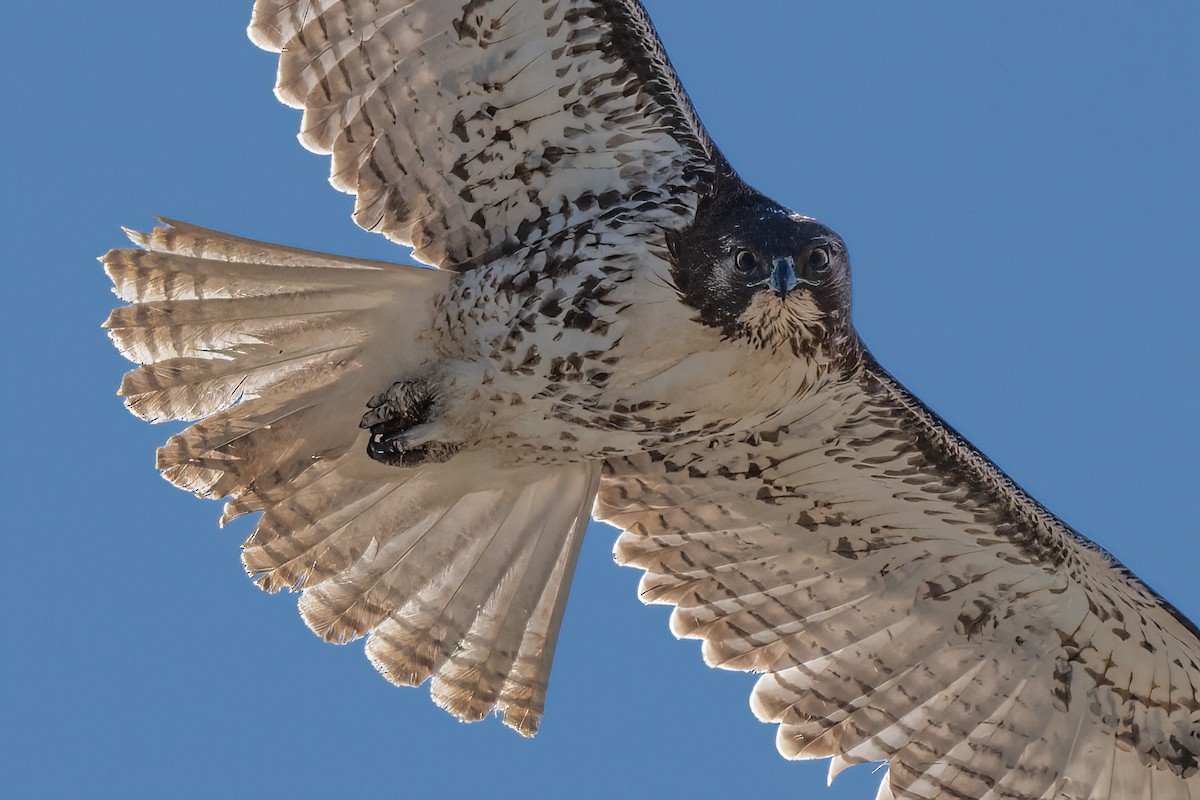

[668,186,852,358]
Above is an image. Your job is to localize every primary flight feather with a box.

[102,2,1199,798]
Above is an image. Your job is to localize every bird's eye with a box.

[734,250,760,274]
[806,246,831,272]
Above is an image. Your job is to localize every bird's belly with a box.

[452,271,825,462]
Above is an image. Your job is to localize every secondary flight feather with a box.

[102,2,1199,798]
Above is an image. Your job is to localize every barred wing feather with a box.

[596,352,1200,800]
[248,0,721,269]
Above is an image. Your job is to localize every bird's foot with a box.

[361,377,461,467]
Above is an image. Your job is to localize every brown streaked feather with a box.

[248,0,723,268]
[596,350,1200,800]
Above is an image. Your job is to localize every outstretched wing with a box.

[248,0,723,269]
[596,350,1200,800]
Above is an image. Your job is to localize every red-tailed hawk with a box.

[102,2,1199,798]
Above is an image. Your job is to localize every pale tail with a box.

[103,221,599,734]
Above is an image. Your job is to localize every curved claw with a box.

[360,378,460,467]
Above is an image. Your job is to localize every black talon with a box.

[360,378,459,467]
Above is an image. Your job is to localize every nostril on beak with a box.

[768,257,798,298]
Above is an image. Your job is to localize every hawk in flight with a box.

[103,2,1199,798]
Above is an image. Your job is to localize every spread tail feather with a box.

[104,221,598,734]
[102,219,449,494]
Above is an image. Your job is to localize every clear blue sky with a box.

[3,3,1197,798]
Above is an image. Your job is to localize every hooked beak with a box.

[767,256,799,298]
